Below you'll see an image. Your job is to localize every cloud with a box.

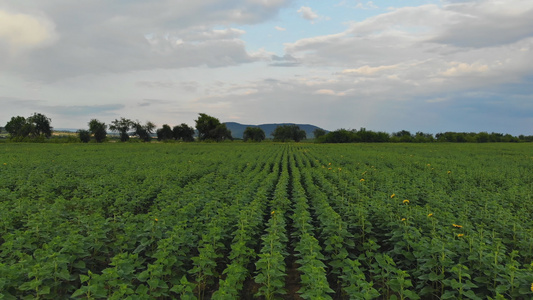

[138,99,173,107]
[341,64,398,76]
[49,104,124,116]
[0,10,58,54]
[275,26,286,31]
[284,1,533,88]
[297,6,319,22]
[336,1,378,9]
[314,89,345,96]
[441,62,490,77]
[176,28,246,42]
[0,0,292,81]
[136,81,179,89]
[270,54,300,67]
[430,0,533,47]
[0,96,124,125]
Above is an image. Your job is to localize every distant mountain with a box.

[224,122,327,140]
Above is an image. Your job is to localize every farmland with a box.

[1,142,533,299]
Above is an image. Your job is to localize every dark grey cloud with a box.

[269,54,300,67]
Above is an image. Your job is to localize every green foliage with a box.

[109,117,134,142]
[172,123,195,142]
[1,143,533,299]
[271,124,306,142]
[28,113,53,138]
[78,129,91,143]
[5,115,28,138]
[133,121,155,142]
[243,126,265,142]
[89,119,107,143]
[318,129,527,143]
[4,113,52,140]
[318,128,390,143]
[195,113,232,142]
[313,128,327,139]
[156,124,173,141]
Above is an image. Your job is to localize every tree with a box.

[5,116,28,138]
[414,132,434,143]
[133,121,155,142]
[77,129,91,143]
[322,129,353,143]
[476,132,490,143]
[195,113,219,140]
[211,123,233,142]
[109,118,134,142]
[173,123,195,142]
[243,127,265,142]
[88,119,107,143]
[28,113,52,138]
[392,130,413,142]
[195,113,232,142]
[157,124,173,141]
[5,113,52,140]
[313,128,326,139]
[272,125,306,142]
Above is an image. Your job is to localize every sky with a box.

[1,0,532,135]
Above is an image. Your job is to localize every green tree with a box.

[77,129,91,143]
[272,124,306,142]
[173,123,195,142]
[322,129,354,143]
[392,130,413,142]
[109,118,134,142]
[28,113,52,138]
[243,127,265,142]
[133,121,155,142]
[195,113,232,141]
[5,113,52,140]
[88,119,107,143]
[476,132,490,143]
[211,123,232,142]
[5,116,28,138]
[313,128,326,139]
[414,132,434,143]
[156,124,173,141]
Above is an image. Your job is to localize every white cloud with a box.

[0,0,292,80]
[314,89,345,96]
[180,28,246,41]
[430,0,533,47]
[297,6,319,22]
[341,64,398,76]
[441,62,490,77]
[0,10,57,54]
[355,1,378,10]
[275,26,286,31]
[2,0,533,135]
[336,0,378,9]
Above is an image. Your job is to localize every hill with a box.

[224,122,327,140]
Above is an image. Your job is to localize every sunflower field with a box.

[1,142,533,299]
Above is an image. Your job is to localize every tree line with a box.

[2,112,532,143]
[314,128,533,143]
[75,114,233,143]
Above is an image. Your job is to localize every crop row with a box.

[1,143,533,299]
